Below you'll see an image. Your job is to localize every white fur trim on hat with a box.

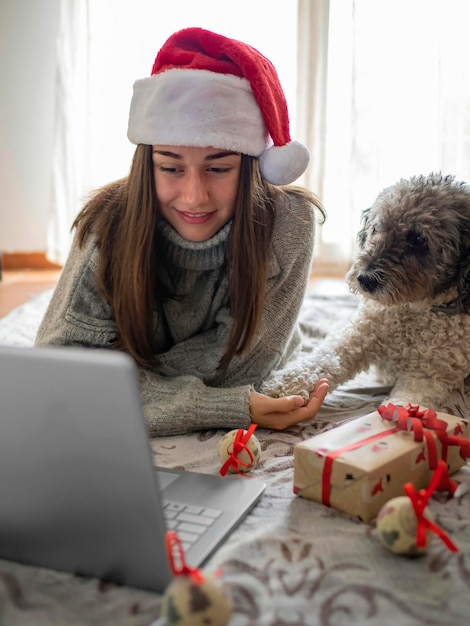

[127,68,268,155]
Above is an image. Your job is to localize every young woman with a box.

[36,27,329,436]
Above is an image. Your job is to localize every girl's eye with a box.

[207,166,231,174]
[158,166,179,173]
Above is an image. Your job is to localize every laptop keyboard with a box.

[163,500,222,551]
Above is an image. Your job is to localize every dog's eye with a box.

[406,230,427,248]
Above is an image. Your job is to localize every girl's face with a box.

[152,145,242,242]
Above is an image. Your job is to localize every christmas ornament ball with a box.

[218,428,261,473]
[376,496,435,555]
[162,572,232,626]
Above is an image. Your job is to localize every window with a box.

[316,0,470,273]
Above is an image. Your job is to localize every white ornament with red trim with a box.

[162,573,232,626]
[376,495,434,555]
[218,425,261,475]
[376,460,459,556]
[162,531,232,626]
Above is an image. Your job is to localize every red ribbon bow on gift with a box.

[404,460,459,552]
[219,424,258,476]
[378,403,470,488]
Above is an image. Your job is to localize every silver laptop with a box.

[0,345,265,592]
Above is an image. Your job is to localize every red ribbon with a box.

[165,530,205,583]
[219,424,258,476]
[403,460,459,552]
[378,403,470,471]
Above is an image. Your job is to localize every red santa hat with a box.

[127,27,309,185]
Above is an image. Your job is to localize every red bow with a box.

[219,424,258,476]
[403,460,459,552]
[378,403,470,480]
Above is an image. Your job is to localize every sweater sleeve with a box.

[35,236,252,436]
[138,369,251,436]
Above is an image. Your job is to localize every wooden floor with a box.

[0,269,349,319]
[0,269,62,318]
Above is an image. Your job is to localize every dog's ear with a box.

[455,218,470,313]
[356,208,371,249]
[456,257,470,313]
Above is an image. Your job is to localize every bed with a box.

[0,288,469,626]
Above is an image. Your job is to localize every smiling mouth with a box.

[180,211,212,217]
[176,209,215,224]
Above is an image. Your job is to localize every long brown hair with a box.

[73,144,324,370]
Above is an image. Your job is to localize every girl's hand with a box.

[249,379,329,430]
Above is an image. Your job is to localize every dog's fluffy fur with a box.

[261,173,470,409]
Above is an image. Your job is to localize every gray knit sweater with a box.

[35,191,315,436]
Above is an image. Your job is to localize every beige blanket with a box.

[0,290,469,626]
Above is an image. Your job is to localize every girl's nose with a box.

[180,171,209,207]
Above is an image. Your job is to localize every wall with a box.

[0,0,59,252]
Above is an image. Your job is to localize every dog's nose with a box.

[357,273,378,293]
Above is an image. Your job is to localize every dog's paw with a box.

[259,378,288,398]
[261,375,311,401]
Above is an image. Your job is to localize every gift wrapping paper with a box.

[293,404,470,522]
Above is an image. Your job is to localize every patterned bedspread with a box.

[0,289,469,626]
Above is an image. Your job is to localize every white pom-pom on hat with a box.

[127,27,309,186]
[259,141,310,185]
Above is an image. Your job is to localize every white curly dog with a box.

[261,173,470,410]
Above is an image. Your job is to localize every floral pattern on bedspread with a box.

[0,289,470,625]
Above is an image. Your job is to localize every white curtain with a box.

[315,0,470,274]
[47,0,89,265]
[296,0,330,199]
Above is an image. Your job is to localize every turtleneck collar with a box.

[156,216,232,270]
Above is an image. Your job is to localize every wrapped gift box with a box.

[293,404,470,522]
